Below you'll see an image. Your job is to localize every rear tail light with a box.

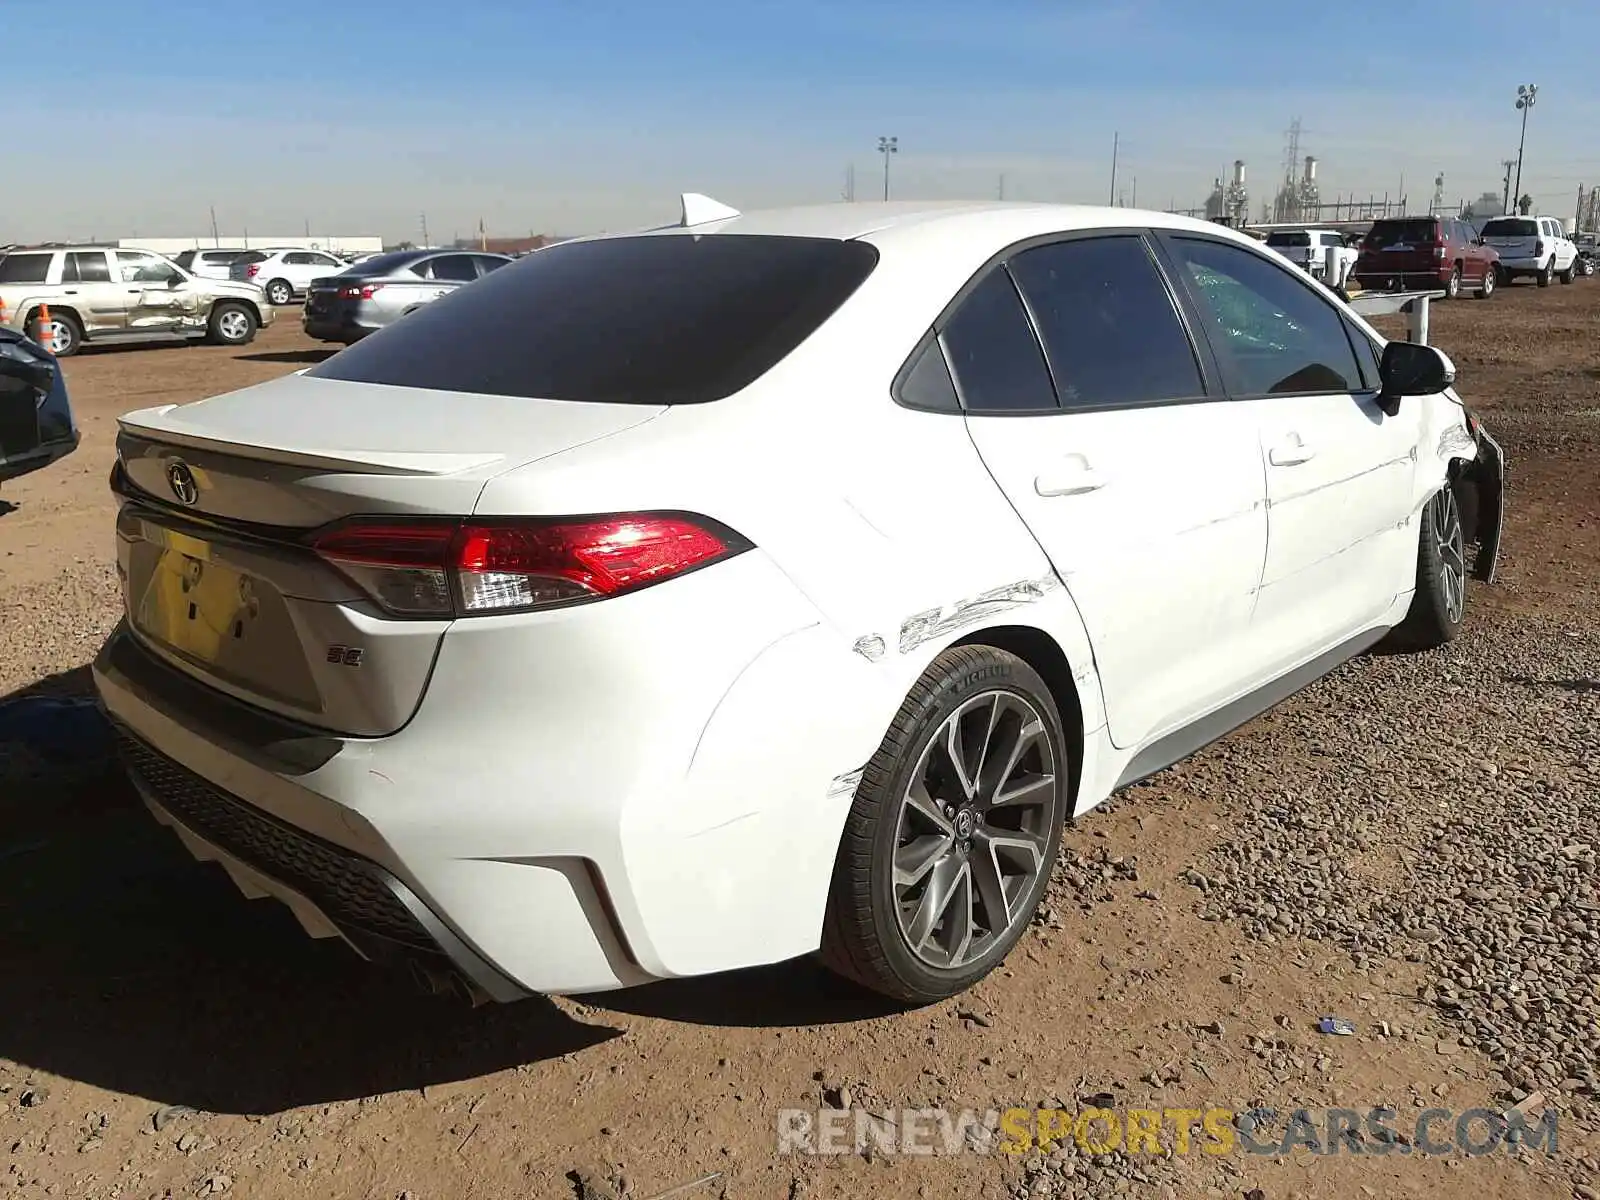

[246,264,260,278]
[311,514,750,618]
[338,284,383,300]
[1535,240,1546,257]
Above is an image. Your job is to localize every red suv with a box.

[1352,216,1501,300]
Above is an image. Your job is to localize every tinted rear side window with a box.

[311,235,880,404]
[232,251,267,265]
[1008,236,1205,409]
[938,269,1057,414]
[0,254,52,284]
[64,252,111,283]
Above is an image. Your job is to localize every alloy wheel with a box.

[218,310,251,341]
[892,690,1061,971]
[44,321,72,355]
[1432,487,1466,625]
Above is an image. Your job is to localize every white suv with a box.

[1480,214,1578,286]
[229,248,348,305]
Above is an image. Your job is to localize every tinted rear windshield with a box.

[309,234,880,404]
[1363,219,1438,248]
[0,253,52,284]
[1481,218,1538,238]
[1265,232,1311,247]
[231,251,267,265]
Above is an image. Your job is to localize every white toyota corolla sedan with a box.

[94,197,1505,1006]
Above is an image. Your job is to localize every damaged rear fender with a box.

[887,576,1107,752]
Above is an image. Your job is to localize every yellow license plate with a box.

[135,543,252,665]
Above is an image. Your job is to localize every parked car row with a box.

[1265,212,1586,301]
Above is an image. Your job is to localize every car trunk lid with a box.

[113,374,665,734]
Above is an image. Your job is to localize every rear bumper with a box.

[301,317,370,344]
[1351,267,1451,290]
[0,430,78,483]
[1495,256,1546,274]
[92,549,894,998]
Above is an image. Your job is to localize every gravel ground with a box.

[1,289,1597,1199]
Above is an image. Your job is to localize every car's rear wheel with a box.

[1560,259,1576,284]
[819,645,1068,1004]
[34,310,81,357]
[265,279,293,306]
[1381,483,1468,653]
[1475,262,1497,299]
[1444,266,1461,299]
[1537,259,1553,287]
[208,302,258,346]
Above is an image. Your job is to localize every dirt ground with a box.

[1,287,1597,1200]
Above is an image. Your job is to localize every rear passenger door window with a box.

[938,269,1057,413]
[1165,237,1362,396]
[428,255,479,282]
[1008,236,1206,410]
[65,252,111,283]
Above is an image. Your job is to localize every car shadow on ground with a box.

[233,350,335,365]
[0,673,618,1115]
[588,960,910,1027]
[0,499,17,518]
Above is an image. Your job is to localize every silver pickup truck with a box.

[0,246,273,356]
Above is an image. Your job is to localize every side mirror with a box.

[1379,341,1455,408]
[167,274,185,288]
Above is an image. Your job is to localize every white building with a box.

[118,234,384,256]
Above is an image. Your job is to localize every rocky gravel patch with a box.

[1178,614,1599,1125]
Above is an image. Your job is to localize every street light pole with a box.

[1514,84,1538,214]
[878,136,898,201]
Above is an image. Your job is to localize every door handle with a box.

[1034,455,1108,497]
[1268,436,1317,467]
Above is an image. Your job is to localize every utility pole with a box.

[479,217,487,251]
[843,163,856,202]
[420,212,430,248]
[1131,176,1137,208]
[877,136,898,201]
[1502,159,1517,214]
[1109,131,1119,206]
[209,204,220,248]
[304,217,310,238]
[997,173,1006,201]
[1514,84,1538,218]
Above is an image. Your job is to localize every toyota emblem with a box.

[166,460,199,506]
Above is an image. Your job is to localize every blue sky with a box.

[10,0,1600,243]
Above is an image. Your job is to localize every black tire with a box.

[265,279,293,306]
[1475,263,1497,300]
[1380,483,1468,653]
[1560,259,1576,284]
[207,302,258,346]
[36,310,82,357]
[1443,266,1462,299]
[819,645,1069,1004]
[1537,259,1552,287]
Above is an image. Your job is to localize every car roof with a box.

[594,199,1267,256]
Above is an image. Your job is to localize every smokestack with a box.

[1232,160,1246,186]
[1304,156,1317,183]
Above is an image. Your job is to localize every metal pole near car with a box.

[1513,84,1538,216]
